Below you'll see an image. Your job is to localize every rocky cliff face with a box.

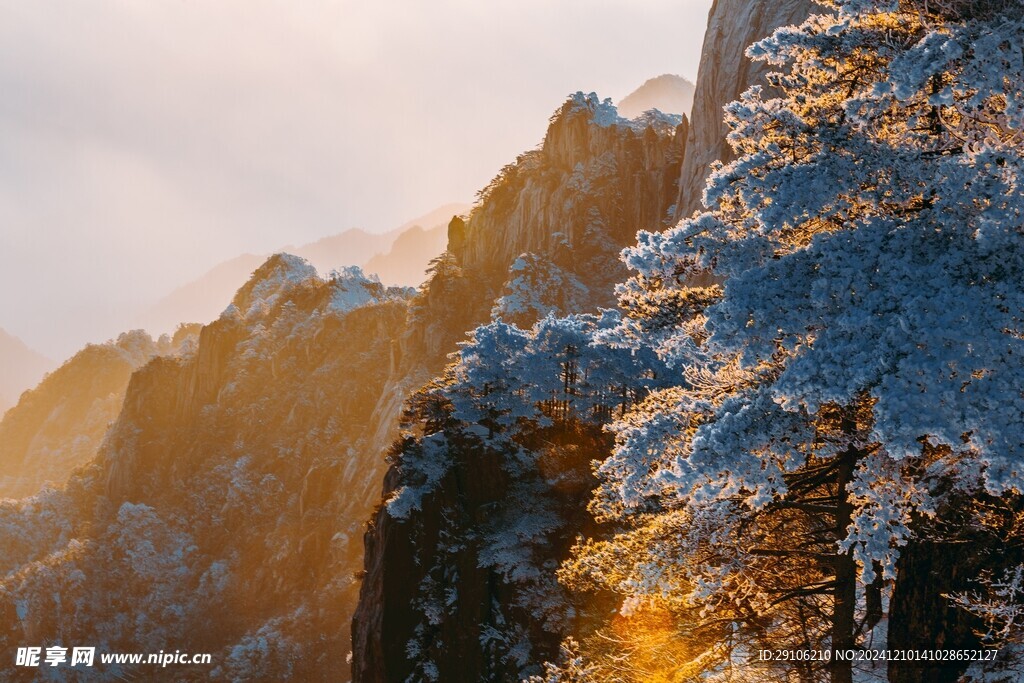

[352,94,685,683]
[453,93,683,281]
[0,328,197,499]
[675,0,819,218]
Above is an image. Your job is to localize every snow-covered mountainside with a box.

[0,328,198,499]
[0,259,412,681]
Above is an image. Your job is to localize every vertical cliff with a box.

[452,93,683,280]
[674,0,819,218]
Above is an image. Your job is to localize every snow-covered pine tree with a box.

[491,253,590,329]
[568,1,1024,681]
[381,311,673,680]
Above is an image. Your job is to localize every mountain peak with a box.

[555,91,681,132]
[224,255,414,323]
[561,91,623,127]
[226,253,320,320]
[534,91,683,176]
[617,73,696,120]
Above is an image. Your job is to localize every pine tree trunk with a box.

[831,448,857,683]
[887,539,986,683]
[863,563,883,635]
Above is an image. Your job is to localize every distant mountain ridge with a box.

[283,202,470,277]
[362,224,450,287]
[136,203,469,337]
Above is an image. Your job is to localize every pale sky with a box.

[0,0,712,359]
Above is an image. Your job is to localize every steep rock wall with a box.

[675,0,819,218]
[397,93,686,387]
[453,93,684,282]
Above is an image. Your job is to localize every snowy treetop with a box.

[223,253,412,322]
[561,92,682,133]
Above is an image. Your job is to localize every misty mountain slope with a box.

[352,92,687,682]
[287,228,395,277]
[0,329,53,416]
[0,256,413,681]
[0,328,199,500]
[135,254,268,338]
[293,202,469,274]
[617,73,695,119]
[294,203,469,283]
[363,223,450,286]
[0,90,684,683]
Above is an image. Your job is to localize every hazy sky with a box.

[0,0,712,359]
